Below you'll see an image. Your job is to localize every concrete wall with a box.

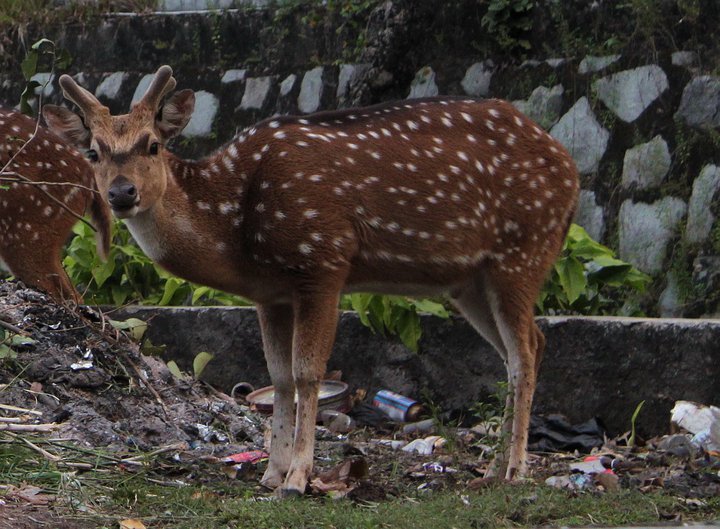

[114,306,720,438]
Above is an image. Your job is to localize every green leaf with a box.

[412,299,450,318]
[395,310,421,352]
[91,258,116,288]
[166,360,184,379]
[21,51,38,81]
[110,318,148,341]
[554,256,587,305]
[30,38,54,51]
[0,344,17,359]
[19,81,40,116]
[193,351,214,379]
[158,278,182,306]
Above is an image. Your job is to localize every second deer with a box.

[0,108,111,302]
[44,65,579,495]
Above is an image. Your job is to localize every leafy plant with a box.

[0,328,32,359]
[342,294,449,352]
[481,0,536,54]
[63,220,251,307]
[19,38,72,116]
[537,224,652,315]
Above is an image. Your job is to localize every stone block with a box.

[298,67,324,114]
[686,165,720,244]
[550,97,609,174]
[593,65,668,123]
[621,135,671,189]
[618,197,687,275]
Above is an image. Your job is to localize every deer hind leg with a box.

[280,289,341,497]
[257,303,295,490]
[452,275,515,478]
[455,269,543,480]
[485,269,544,480]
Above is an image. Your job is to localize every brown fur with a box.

[0,108,111,302]
[44,66,580,495]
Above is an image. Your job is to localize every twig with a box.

[0,174,98,193]
[0,403,43,415]
[19,434,60,461]
[0,170,96,232]
[120,442,186,463]
[119,350,170,418]
[0,319,24,335]
[0,417,23,423]
[0,423,58,432]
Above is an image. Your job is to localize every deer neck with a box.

[122,151,253,287]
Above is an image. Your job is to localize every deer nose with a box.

[108,176,138,209]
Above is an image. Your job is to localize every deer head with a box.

[43,66,194,219]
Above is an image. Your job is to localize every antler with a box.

[58,74,103,119]
[137,65,176,110]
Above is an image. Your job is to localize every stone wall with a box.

[2,1,720,316]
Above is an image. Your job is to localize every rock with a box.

[221,69,247,84]
[618,197,687,275]
[131,73,154,105]
[240,76,273,111]
[181,90,219,137]
[30,72,54,98]
[578,54,621,74]
[550,97,609,174]
[659,272,685,318]
[95,72,128,101]
[279,74,297,97]
[298,66,324,114]
[408,66,438,99]
[672,50,697,67]
[621,135,671,189]
[337,63,371,105]
[686,165,720,244]
[574,190,605,241]
[461,61,494,97]
[512,84,564,130]
[676,76,720,128]
[593,65,668,123]
[546,58,566,68]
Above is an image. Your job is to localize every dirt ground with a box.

[1,279,719,525]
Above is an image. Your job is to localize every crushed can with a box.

[372,389,424,422]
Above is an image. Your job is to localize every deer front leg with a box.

[257,303,295,490]
[279,290,340,497]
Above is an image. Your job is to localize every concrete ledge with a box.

[113,306,720,437]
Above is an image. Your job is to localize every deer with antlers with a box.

[43,65,579,495]
[0,108,110,302]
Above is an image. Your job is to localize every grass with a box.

[2,437,720,529]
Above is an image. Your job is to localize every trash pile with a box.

[1,278,719,504]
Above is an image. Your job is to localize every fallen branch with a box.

[0,319,25,335]
[0,403,43,416]
[0,422,58,432]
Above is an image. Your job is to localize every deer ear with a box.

[42,105,91,148]
[156,89,195,140]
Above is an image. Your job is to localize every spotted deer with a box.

[0,108,111,302]
[43,65,579,495]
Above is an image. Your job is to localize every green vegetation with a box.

[537,224,651,315]
[481,0,535,55]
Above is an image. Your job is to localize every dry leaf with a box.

[119,519,147,529]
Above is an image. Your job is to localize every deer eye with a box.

[149,142,160,155]
[86,149,99,162]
